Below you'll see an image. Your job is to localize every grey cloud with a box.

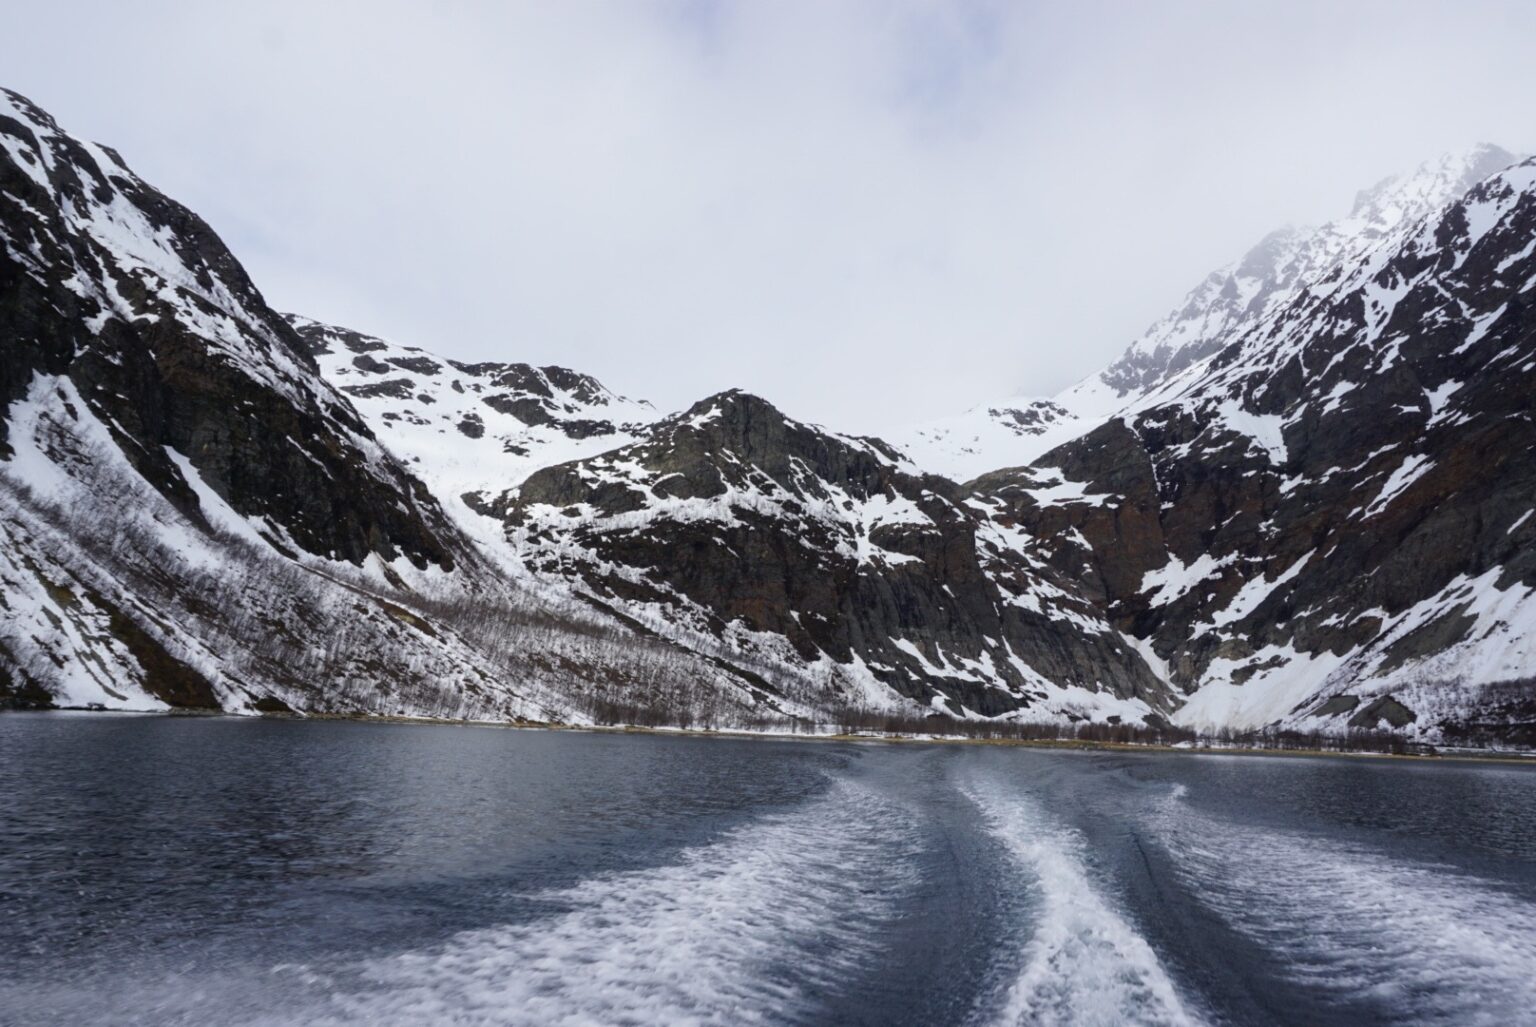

[4,0,1534,432]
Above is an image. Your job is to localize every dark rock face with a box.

[343,377,419,401]
[489,390,1166,716]
[96,590,220,708]
[450,361,616,417]
[973,420,1168,610]
[1348,696,1417,729]
[388,355,442,376]
[0,89,453,570]
[0,658,54,709]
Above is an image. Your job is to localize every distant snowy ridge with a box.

[1075,144,1521,411]
[286,315,660,551]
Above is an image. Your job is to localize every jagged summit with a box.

[672,387,786,427]
[894,143,1530,480]
[1349,144,1517,221]
[656,388,909,471]
[1078,142,1526,410]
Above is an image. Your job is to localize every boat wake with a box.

[290,779,922,1026]
[962,774,1202,1027]
[1156,786,1536,1025]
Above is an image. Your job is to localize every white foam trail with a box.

[964,779,1202,1027]
[283,781,919,1026]
[1159,788,1536,1025]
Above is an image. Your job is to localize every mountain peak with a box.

[1054,143,1529,414]
[1350,143,1521,219]
[676,388,783,426]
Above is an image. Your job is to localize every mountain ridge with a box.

[3,87,1532,743]
[892,143,1526,482]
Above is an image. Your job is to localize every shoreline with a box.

[574,722,1536,767]
[9,706,1536,767]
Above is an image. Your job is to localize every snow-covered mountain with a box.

[285,316,659,544]
[287,316,1172,722]
[475,388,1167,720]
[894,145,1524,483]
[0,88,796,725]
[0,88,1169,726]
[961,147,1536,741]
[3,85,1532,743]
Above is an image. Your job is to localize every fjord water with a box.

[4,718,1536,1026]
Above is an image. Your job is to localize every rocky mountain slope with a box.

[0,91,452,572]
[3,86,1531,742]
[286,315,1171,722]
[964,150,1536,741]
[477,388,1167,719]
[0,88,776,725]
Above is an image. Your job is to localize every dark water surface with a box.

[4,715,1536,1026]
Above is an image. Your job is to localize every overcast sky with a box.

[5,1,1534,432]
